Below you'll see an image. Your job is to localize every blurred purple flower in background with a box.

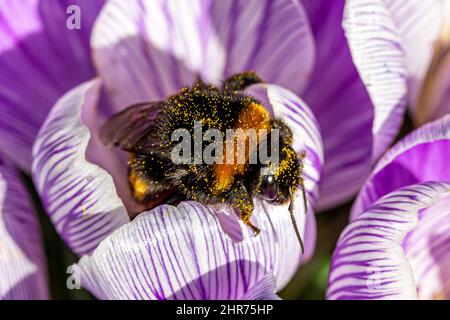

[0,0,105,172]
[32,78,320,299]
[379,0,450,126]
[0,0,447,300]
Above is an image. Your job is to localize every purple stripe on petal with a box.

[352,115,450,219]
[384,0,447,109]
[0,0,105,171]
[327,182,450,300]
[0,159,48,299]
[32,79,129,256]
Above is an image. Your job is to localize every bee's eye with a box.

[261,175,278,201]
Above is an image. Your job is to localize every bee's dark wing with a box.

[100,102,164,154]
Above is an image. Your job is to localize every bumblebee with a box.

[101,72,308,252]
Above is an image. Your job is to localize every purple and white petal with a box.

[301,0,374,210]
[327,182,450,300]
[352,114,450,219]
[384,0,448,108]
[0,0,105,171]
[75,84,323,300]
[32,79,129,256]
[0,159,48,299]
[77,200,302,300]
[403,191,450,299]
[344,0,408,159]
[414,57,450,126]
[91,0,315,112]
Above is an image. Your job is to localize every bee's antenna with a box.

[289,189,304,254]
[300,177,308,214]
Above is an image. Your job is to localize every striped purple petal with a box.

[327,182,450,300]
[76,198,305,300]
[0,0,105,171]
[32,79,130,256]
[343,0,408,159]
[0,158,48,299]
[300,0,373,210]
[384,0,448,110]
[420,55,450,124]
[90,0,315,111]
[352,114,450,219]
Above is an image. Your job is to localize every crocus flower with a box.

[327,115,450,299]
[0,0,408,299]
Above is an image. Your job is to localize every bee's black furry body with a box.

[127,84,263,205]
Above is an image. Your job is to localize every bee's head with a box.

[255,135,307,254]
[258,144,301,204]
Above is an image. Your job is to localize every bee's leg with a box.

[229,182,260,235]
[224,71,263,91]
[240,208,261,236]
